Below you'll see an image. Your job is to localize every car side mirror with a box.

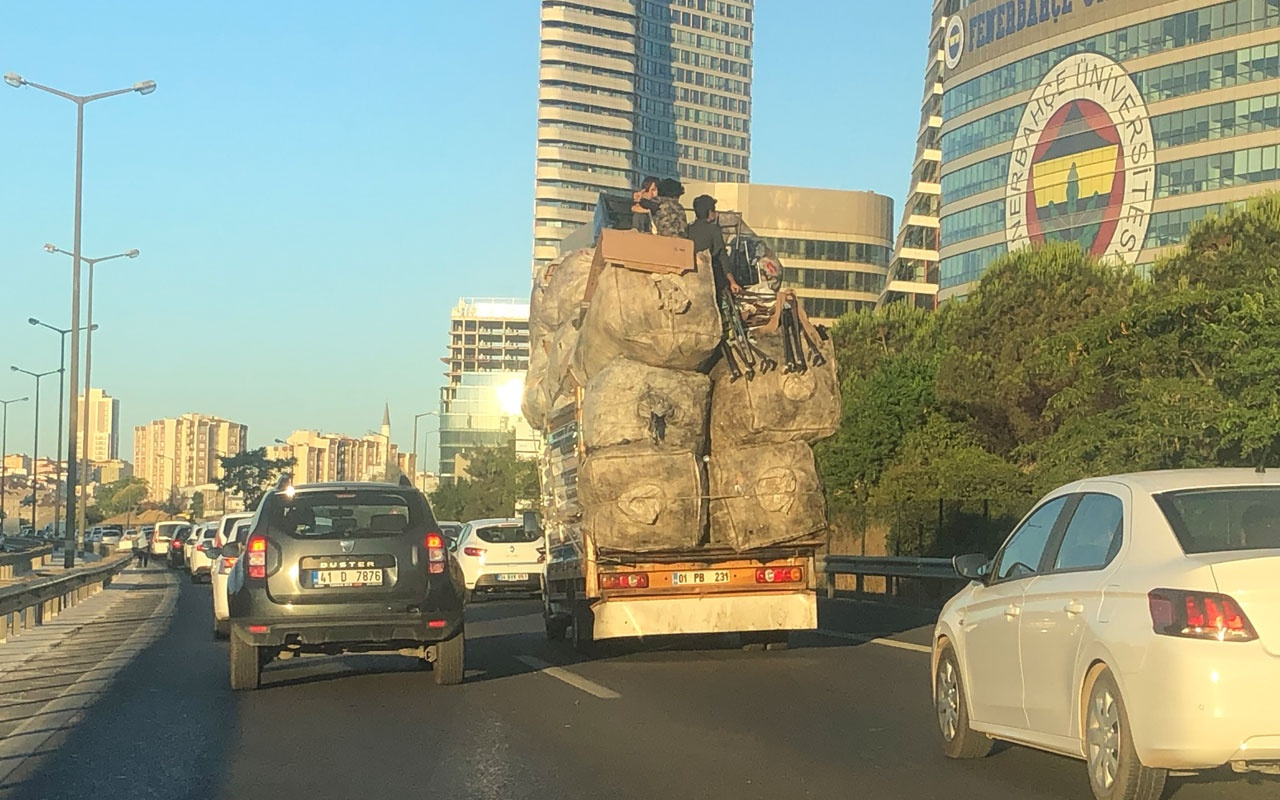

[953,553,991,583]
[205,546,222,560]
[221,542,242,558]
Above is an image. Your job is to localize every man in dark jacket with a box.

[687,194,741,296]
[631,176,660,232]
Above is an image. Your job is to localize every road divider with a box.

[0,551,134,643]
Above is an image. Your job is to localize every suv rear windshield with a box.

[1155,487,1280,554]
[264,489,434,539]
[474,524,540,544]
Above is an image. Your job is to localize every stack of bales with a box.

[524,229,840,554]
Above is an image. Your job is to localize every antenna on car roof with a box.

[398,473,413,488]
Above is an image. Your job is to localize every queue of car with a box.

[125,465,1279,799]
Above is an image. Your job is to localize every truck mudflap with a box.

[588,591,817,640]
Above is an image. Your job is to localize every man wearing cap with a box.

[686,194,742,296]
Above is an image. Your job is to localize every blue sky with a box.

[0,1,929,464]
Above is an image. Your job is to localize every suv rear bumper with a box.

[231,612,462,649]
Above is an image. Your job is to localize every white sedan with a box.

[933,468,1280,800]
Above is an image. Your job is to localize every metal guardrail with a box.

[821,555,966,604]
[0,543,55,580]
[0,552,133,642]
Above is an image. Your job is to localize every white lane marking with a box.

[816,629,932,654]
[515,655,621,699]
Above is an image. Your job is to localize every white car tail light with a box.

[1148,589,1258,642]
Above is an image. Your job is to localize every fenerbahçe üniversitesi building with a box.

[913,0,1280,302]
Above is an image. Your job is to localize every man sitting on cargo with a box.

[687,194,742,296]
[631,175,660,232]
[652,178,688,237]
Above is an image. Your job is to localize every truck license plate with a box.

[671,570,731,586]
[313,569,383,588]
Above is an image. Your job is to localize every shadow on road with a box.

[3,573,237,800]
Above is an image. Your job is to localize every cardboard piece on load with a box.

[585,228,695,303]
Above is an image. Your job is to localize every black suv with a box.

[221,480,466,690]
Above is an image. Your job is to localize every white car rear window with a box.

[1156,488,1280,554]
[475,525,539,544]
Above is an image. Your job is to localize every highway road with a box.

[0,566,1275,800]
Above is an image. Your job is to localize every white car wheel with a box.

[1084,669,1167,800]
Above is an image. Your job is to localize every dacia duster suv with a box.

[223,480,465,690]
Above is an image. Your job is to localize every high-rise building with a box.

[438,298,536,482]
[269,414,408,486]
[533,0,755,269]
[879,0,946,309]
[77,388,120,464]
[133,414,248,502]
[921,0,1280,302]
[684,182,896,324]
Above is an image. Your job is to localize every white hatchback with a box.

[187,524,219,583]
[933,468,1280,800]
[211,513,254,639]
[452,518,545,601]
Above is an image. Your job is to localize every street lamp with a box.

[45,245,138,542]
[6,71,156,568]
[29,318,98,545]
[413,412,439,489]
[154,451,177,510]
[10,366,58,535]
[0,397,29,533]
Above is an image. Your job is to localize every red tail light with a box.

[600,572,649,589]
[755,566,804,584]
[426,531,447,574]
[172,540,182,549]
[247,536,268,579]
[463,547,486,557]
[1148,589,1257,642]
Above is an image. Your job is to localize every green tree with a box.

[94,477,149,519]
[190,492,205,520]
[428,443,537,521]
[216,448,297,511]
[935,242,1141,455]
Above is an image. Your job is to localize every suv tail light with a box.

[1148,589,1258,642]
[755,567,804,584]
[247,536,268,580]
[463,546,486,557]
[426,532,447,574]
[600,572,649,589]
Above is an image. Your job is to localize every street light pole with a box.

[11,367,57,533]
[0,397,29,533]
[45,246,138,544]
[5,72,156,568]
[413,412,437,490]
[29,318,97,543]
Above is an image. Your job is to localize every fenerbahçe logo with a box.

[1006,52,1155,264]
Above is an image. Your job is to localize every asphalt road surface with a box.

[0,568,1275,800]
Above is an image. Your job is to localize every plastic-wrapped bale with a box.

[578,444,705,552]
[710,330,840,447]
[534,248,594,335]
[522,335,553,431]
[528,255,561,347]
[581,359,710,455]
[709,440,827,551]
[545,320,585,401]
[576,252,722,378]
